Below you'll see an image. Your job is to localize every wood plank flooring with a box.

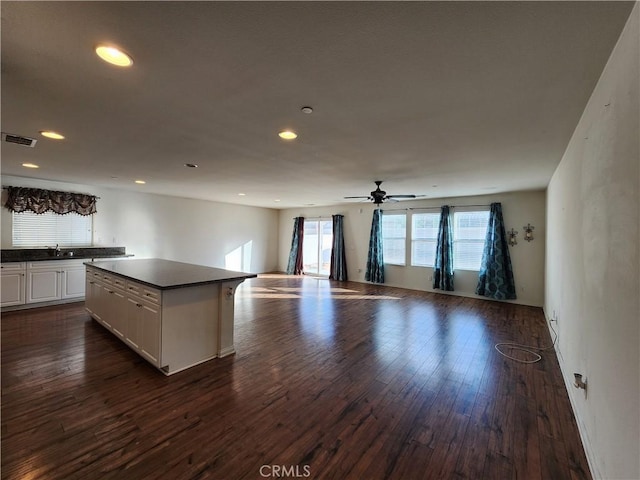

[1,275,591,480]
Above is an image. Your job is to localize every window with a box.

[12,211,93,247]
[453,210,490,270]
[411,212,440,267]
[381,213,406,265]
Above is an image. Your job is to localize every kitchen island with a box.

[85,258,256,375]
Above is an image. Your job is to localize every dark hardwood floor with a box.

[1,275,591,480]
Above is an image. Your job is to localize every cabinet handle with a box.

[109,290,114,294]
[136,303,142,308]
[89,281,94,285]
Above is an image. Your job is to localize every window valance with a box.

[4,186,97,216]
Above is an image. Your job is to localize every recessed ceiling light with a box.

[135,180,146,184]
[301,106,313,114]
[40,131,65,140]
[22,163,39,169]
[95,45,133,67]
[184,163,198,168]
[278,130,297,140]
[238,193,246,196]
[274,199,281,202]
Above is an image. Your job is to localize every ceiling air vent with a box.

[2,132,37,147]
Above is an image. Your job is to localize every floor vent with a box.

[2,133,37,147]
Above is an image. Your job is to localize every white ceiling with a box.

[1,1,634,209]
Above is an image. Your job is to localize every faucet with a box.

[55,244,61,256]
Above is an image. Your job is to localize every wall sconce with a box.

[523,223,535,242]
[507,228,518,246]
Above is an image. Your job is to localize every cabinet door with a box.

[1,271,26,306]
[125,297,143,349]
[85,277,95,314]
[27,269,61,303]
[88,279,104,321]
[61,267,86,299]
[140,302,161,366]
[96,284,112,329]
[106,288,127,339]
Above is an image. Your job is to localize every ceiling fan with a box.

[344,181,417,205]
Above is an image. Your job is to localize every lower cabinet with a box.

[27,268,61,303]
[87,266,162,368]
[84,264,236,376]
[24,260,86,305]
[62,267,86,299]
[126,297,161,365]
[1,263,26,307]
[98,284,127,339]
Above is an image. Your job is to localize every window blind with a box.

[12,211,93,247]
[411,212,440,267]
[382,213,406,265]
[453,210,490,270]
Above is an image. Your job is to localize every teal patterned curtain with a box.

[476,203,517,300]
[365,209,384,283]
[286,217,304,275]
[329,214,348,281]
[433,205,454,291]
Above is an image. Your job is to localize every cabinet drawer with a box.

[113,277,126,290]
[125,280,141,297]
[125,280,161,304]
[1,262,26,271]
[28,259,85,269]
[141,287,161,304]
[101,273,115,284]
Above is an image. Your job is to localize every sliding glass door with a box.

[303,219,333,276]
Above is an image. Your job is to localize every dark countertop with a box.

[86,258,257,290]
[2,247,131,263]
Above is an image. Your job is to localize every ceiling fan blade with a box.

[344,196,370,199]
[386,194,416,199]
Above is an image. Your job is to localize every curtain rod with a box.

[383,203,491,212]
[410,203,491,210]
[292,216,333,220]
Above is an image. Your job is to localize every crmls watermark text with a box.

[259,464,311,478]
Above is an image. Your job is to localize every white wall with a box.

[545,5,639,479]
[1,175,280,273]
[278,190,546,306]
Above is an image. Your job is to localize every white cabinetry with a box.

[26,260,86,304]
[62,266,86,299]
[1,263,26,307]
[88,266,162,368]
[27,267,61,303]
[84,262,248,376]
[125,294,161,365]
